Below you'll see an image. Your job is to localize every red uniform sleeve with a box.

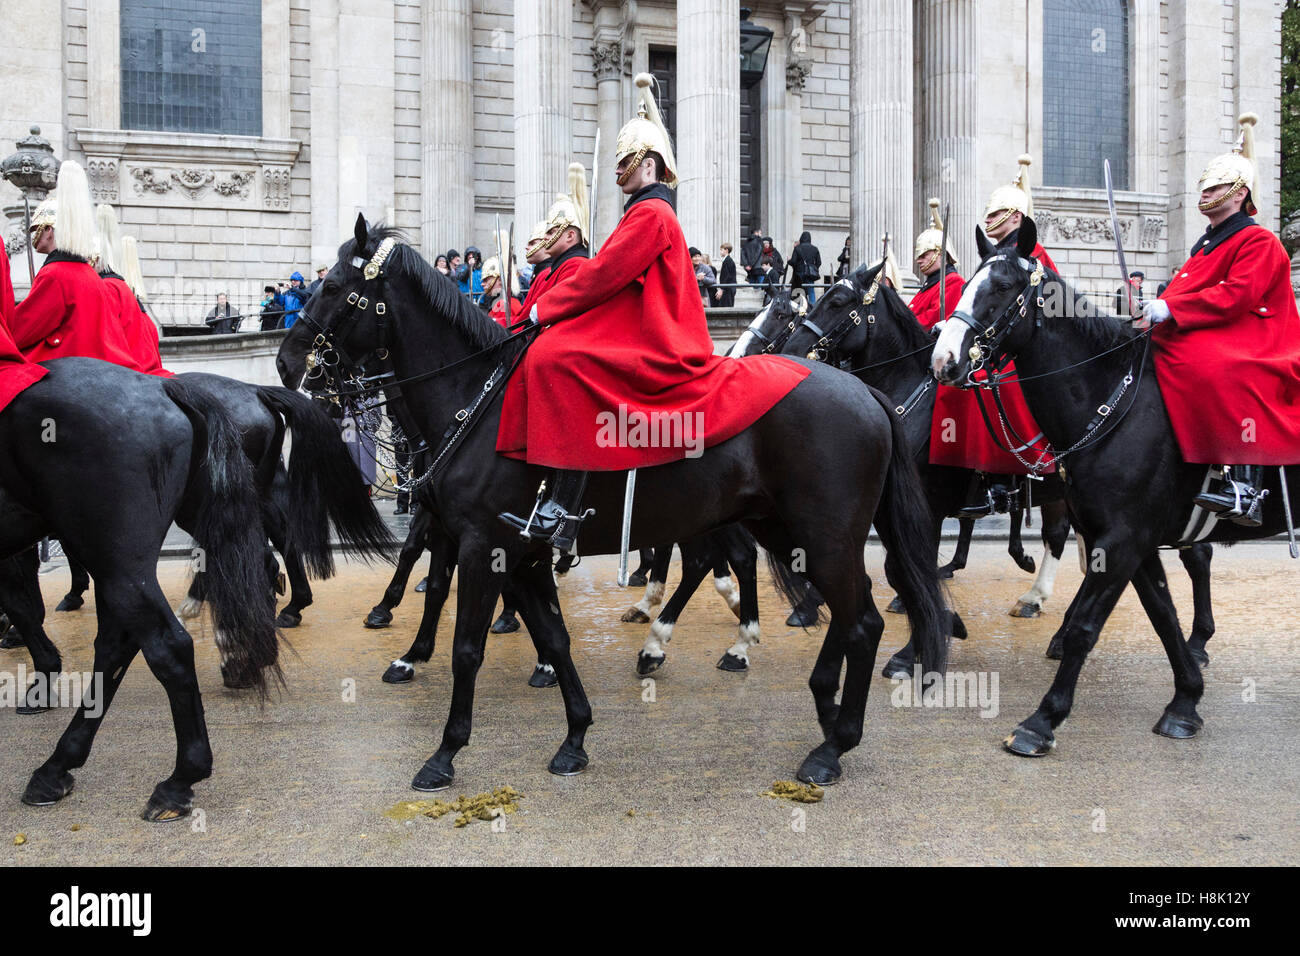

[1032,244,1059,275]
[10,266,68,350]
[534,202,672,325]
[1163,231,1286,332]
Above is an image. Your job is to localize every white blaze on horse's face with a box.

[931,266,990,383]
[730,301,773,358]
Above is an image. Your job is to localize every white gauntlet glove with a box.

[1134,298,1170,330]
[528,303,540,326]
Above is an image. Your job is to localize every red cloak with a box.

[1152,222,1300,465]
[103,274,171,376]
[10,256,147,372]
[909,268,965,332]
[0,236,49,413]
[497,188,810,470]
[928,241,1056,474]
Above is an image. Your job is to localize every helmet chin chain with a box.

[1197,178,1244,212]
[616,145,650,187]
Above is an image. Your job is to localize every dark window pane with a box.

[1043,0,1128,189]
[120,0,262,136]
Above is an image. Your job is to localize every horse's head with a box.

[729,287,807,357]
[276,318,316,390]
[932,220,1044,386]
[785,263,917,370]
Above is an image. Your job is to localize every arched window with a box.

[1043,0,1129,189]
[120,0,262,135]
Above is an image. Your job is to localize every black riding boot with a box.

[957,473,993,519]
[1194,464,1267,527]
[498,470,593,552]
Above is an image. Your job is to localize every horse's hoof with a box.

[0,628,23,649]
[528,664,558,688]
[414,578,428,594]
[1045,635,1063,660]
[621,608,651,624]
[275,571,287,597]
[22,770,75,806]
[16,683,53,715]
[177,597,203,620]
[627,572,648,588]
[880,655,914,681]
[635,652,664,677]
[548,743,589,777]
[1017,557,1037,574]
[140,785,192,822]
[491,614,521,634]
[937,564,957,580]
[1003,724,1056,757]
[885,596,905,614]
[1189,646,1210,668]
[412,760,453,792]
[716,652,748,672]
[1153,709,1203,739]
[275,609,302,629]
[363,607,392,629]
[785,606,819,628]
[382,660,415,684]
[55,594,84,613]
[1010,600,1043,619]
[950,612,968,641]
[796,748,841,786]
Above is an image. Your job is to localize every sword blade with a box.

[1280,466,1298,559]
[938,203,950,322]
[504,219,514,327]
[1104,160,1134,318]
[22,195,35,284]
[590,128,601,255]
[617,468,636,586]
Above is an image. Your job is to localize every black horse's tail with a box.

[163,377,282,696]
[870,392,949,674]
[256,386,396,577]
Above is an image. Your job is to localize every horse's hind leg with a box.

[1007,504,1036,574]
[508,557,593,776]
[1178,544,1215,667]
[1017,498,1070,623]
[937,517,973,579]
[1130,552,1205,740]
[265,502,312,628]
[0,551,64,713]
[636,540,711,676]
[621,543,671,623]
[56,555,90,612]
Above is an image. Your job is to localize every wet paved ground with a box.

[3,540,1297,865]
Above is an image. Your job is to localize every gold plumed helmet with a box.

[95,203,123,276]
[871,241,904,292]
[50,160,98,261]
[480,229,522,297]
[524,218,551,259]
[914,197,959,268]
[29,196,56,231]
[984,154,1035,226]
[615,73,678,189]
[541,162,590,251]
[1199,112,1259,215]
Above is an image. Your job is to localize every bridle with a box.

[299,237,399,398]
[799,275,880,370]
[948,253,1046,381]
[737,295,807,356]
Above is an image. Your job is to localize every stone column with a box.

[591,37,625,247]
[421,0,475,261]
[762,14,812,256]
[677,0,740,254]
[514,2,572,240]
[919,0,978,273]
[851,0,912,276]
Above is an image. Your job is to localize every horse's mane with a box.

[1036,267,1135,352]
[339,225,508,350]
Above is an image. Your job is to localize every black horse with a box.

[283,216,949,789]
[0,359,278,819]
[930,221,1277,756]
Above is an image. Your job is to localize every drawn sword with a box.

[1104,159,1135,319]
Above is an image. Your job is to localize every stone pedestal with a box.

[514,2,573,239]
[920,0,978,273]
[677,0,740,253]
[422,0,475,261]
[851,0,913,275]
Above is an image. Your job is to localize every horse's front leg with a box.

[1178,543,1215,667]
[411,545,502,792]
[1130,552,1205,739]
[382,533,455,684]
[1015,498,1070,621]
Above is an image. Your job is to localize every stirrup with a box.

[548,508,595,553]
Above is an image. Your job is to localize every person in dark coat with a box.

[713,242,737,307]
[835,235,852,280]
[787,231,822,304]
[757,236,784,301]
[204,292,241,334]
[1114,270,1145,317]
[741,228,764,284]
[259,285,285,331]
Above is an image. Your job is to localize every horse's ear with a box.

[1017,217,1038,260]
[975,226,994,261]
[354,213,369,254]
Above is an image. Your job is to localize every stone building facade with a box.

[0,0,1283,327]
